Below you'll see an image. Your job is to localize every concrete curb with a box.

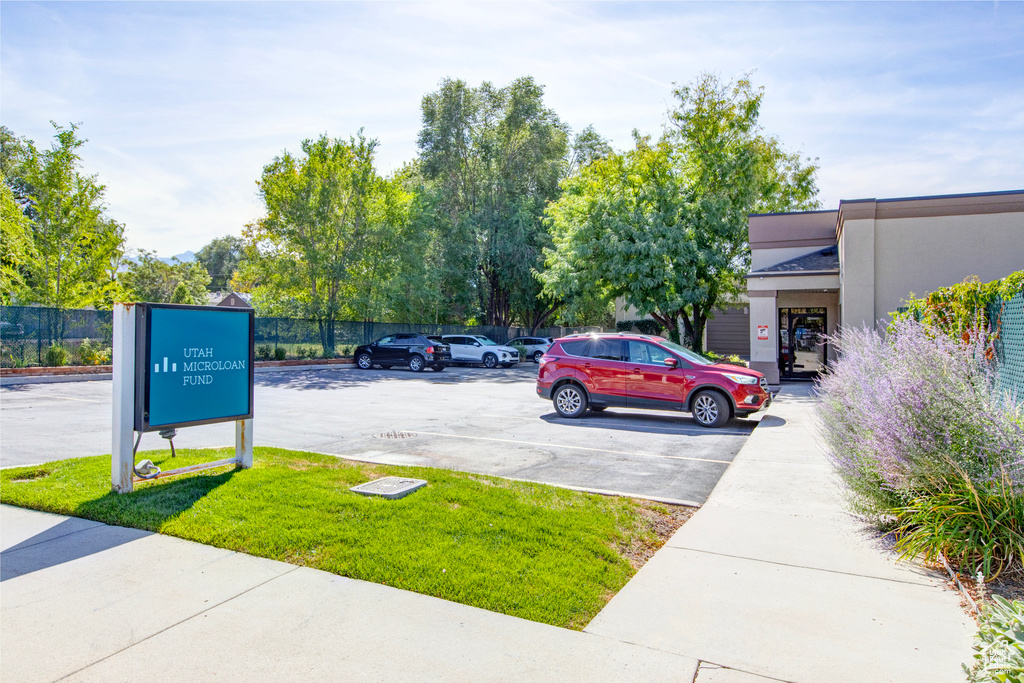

[1,359,357,385]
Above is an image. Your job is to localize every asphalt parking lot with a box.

[0,364,761,505]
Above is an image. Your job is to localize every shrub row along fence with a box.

[2,307,115,367]
[0,305,605,367]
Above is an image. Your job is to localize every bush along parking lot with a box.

[816,277,1024,681]
[817,319,1023,580]
[0,447,693,630]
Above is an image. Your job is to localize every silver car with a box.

[507,336,554,363]
[441,335,520,368]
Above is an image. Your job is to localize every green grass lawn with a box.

[0,447,690,629]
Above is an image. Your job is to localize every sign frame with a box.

[133,302,255,433]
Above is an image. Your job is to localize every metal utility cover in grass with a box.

[350,477,427,500]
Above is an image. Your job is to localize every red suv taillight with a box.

[425,346,434,354]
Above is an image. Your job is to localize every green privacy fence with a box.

[990,291,1024,401]
[0,305,603,367]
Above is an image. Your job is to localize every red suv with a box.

[536,333,770,428]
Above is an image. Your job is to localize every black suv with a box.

[354,334,452,372]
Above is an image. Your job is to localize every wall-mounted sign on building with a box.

[757,325,769,341]
[112,302,255,493]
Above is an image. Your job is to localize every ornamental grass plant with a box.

[816,319,1024,579]
[895,466,1023,581]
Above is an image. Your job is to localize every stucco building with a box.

[747,189,1024,383]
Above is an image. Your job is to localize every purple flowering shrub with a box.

[816,319,1024,520]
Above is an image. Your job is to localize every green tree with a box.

[341,165,418,323]
[0,182,35,304]
[195,235,244,291]
[541,74,819,350]
[567,124,613,177]
[0,123,125,314]
[121,250,211,304]
[418,76,569,328]
[237,132,408,354]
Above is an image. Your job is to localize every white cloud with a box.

[2,1,1022,254]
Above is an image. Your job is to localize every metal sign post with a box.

[112,302,255,493]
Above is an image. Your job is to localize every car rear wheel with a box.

[692,390,729,428]
[532,351,543,363]
[553,384,588,418]
[408,355,425,372]
[482,353,498,369]
[356,353,372,369]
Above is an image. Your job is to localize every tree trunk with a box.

[318,319,336,356]
[529,303,559,334]
[680,313,696,350]
[650,310,681,344]
[486,271,512,328]
[691,311,707,354]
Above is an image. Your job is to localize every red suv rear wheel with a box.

[553,384,588,418]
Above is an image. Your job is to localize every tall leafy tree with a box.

[418,76,569,328]
[195,235,244,291]
[541,74,819,350]
[237,132,409,353]
[0,182,35,304]
[121,250,211,305]
[0,123,125,314]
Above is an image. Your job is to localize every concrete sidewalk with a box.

[0,504,695,682]
[586,383,976,682]
[1,385,975,682]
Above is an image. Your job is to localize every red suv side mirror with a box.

[663,357,678,368]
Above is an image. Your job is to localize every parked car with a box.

[354,333,452,372]
[441,335,520,368]
[507,336,554,363]
[536,333,770,428]
[0,321,24,338]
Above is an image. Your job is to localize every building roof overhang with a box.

[747,245,840,277]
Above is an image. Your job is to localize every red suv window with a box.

[627,340,675,366]
[558,339,589,356]
[586,338,623,361]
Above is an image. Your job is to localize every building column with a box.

[748,291,779,384]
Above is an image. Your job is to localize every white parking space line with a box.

[407,430,731,464]
[475,414,752,436]
[0,393,104,404]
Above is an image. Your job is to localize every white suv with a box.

[441,335,520,368]
[507,336,554,363]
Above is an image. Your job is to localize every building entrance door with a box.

[779,308,827,379]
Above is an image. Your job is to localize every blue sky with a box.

[2,1,1022,255]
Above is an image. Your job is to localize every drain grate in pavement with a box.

[373,430,416,440]
[350,476,427,499]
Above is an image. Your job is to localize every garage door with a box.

[706,306,750,357]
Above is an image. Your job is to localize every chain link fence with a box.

[1,306,114,367]
[253,318,602,358]
[990,291,1024,401]
[1,305,604,367]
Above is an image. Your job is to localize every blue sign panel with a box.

[135,304,254,431]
